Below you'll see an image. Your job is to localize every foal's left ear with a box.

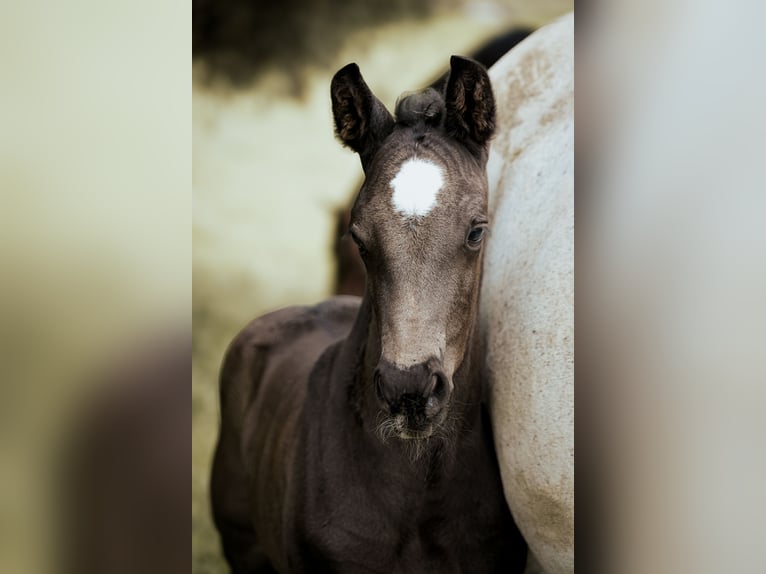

[444,56,496,155]
[331,63,395,169]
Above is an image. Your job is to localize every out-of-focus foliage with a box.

[192,0,572,90]
[193,0,434,87]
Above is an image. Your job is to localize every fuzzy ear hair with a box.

[443,56,496,155]
[331,63,395,169]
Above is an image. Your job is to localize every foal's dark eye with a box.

[349,229,368,256]
[466,224,488,249]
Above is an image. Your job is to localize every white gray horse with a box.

[482,13,574,574]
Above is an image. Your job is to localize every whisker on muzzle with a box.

[374,413,402,443]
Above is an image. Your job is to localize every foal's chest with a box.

[293,485,504,574]
[298,516,461,574]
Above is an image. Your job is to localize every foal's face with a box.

[331,57,495,440]
[350,137,488,435]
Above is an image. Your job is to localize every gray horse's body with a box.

[483,13,574,574]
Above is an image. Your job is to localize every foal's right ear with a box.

[331,63,394,169]
[444,56,496,156]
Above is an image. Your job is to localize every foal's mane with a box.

[394,87,445,135]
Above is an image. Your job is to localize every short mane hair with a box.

[394,87,445,133]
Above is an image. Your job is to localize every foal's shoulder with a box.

[228,296,361,352]
[219,297,361,406]
[308,295,362,334]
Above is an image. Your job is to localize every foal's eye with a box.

[466,224,488,249]
[349,229,368,256]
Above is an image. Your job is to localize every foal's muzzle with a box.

[373,359,450,437]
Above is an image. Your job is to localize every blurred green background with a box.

[192,1,572,572]
[1,0,190,571]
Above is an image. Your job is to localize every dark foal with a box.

[211,57,527,573]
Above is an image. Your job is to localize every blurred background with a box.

[1,1,189,572]
[192,1,571,571]
[5,0,766,572]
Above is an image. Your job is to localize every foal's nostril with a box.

[374,362,449,415]
[424,371,449,415]
[430,372,448,401]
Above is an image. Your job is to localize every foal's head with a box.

[331,57,495,441]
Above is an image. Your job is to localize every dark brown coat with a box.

[211,57,527,573]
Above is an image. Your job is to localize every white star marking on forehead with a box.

[390,158,444,218]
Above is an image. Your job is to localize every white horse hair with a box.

[482,13,574,574]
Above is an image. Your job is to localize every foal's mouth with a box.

[398,427,434,440]
[376,413,435,442]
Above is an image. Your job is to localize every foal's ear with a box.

[331,63,394,168]
[444,56,496,154]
